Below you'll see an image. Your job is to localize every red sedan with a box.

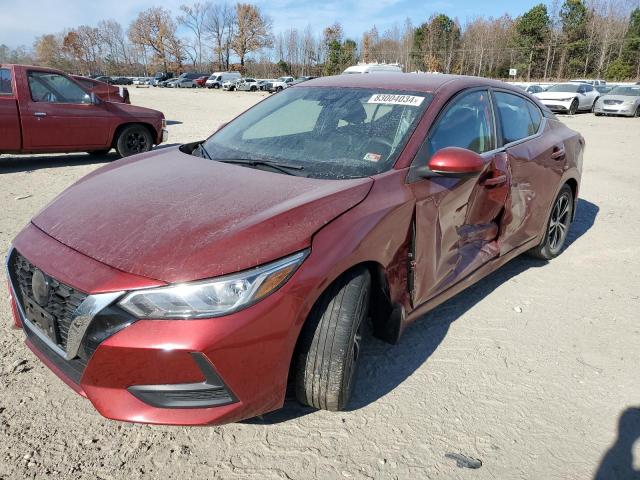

[7,74,583,425]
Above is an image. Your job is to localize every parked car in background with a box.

[0,64,167,157]
[112,77,133,86]
[205,71,241,89]
[595,85,614,95]
[534,82,599,114]
[343,63,403,74]
[222,79,237,91]
[71,75,130,104]
[194,76,208,88]
[160,78,179,88]
[175,73,209,88]
[152,72,174,86]
[94,75,115,85]
[266,76,295,92]
[257,79,272,91]
[6,73,583,425]
[593,85,640,117]
[570,78,606,86]
[235,78,259,91]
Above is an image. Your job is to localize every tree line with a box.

[0,0,638,80]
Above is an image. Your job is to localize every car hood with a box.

[105,101,163,119]
[32,147,373,284]
[535,91,578,100]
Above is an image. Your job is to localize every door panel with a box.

[21,70,111,151]
[0,97,21,151]
[498,127,566,253]
[410,89,509,305]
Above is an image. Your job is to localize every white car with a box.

[235,78,260,92]
[206,71,242,89]
[570,78,606,86]
[221,79,238,91]
[266,77,295,92]
[593,85,640,117]
[534,82,600,115]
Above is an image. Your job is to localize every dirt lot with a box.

[1,87,639,480]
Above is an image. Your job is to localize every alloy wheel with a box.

[548,192,571,254]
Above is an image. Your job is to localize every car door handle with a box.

[34,112,47,117]
[482,174,507,187]
[551,146,566,160]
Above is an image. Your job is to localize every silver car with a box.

[593,85,640,117]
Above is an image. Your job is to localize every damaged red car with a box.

[7,74,583,425]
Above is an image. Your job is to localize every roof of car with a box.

[299,73,515,94]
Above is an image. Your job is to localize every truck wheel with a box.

[116,125,153,157]
[294,267,371,411]
[276,86,283,92]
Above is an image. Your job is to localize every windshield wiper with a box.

[217,158,304,176]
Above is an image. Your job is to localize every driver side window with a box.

[427,90,495,157]
[28,71,91,104]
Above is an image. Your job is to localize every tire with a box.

[276,86,283,92]
[294,268,371,411]
[87,149,110,156]
[569,99,578,115]
[635,105,640,117]
[591,98,599,113]
[115,125,153,158]
[250,86,257,91]
[528,184,574,260]
[213,84,220,89]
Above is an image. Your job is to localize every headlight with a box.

[558,97,574,102]
[118,250,308,319]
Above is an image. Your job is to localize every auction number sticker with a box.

[367,93,425,106]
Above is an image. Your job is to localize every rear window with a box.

[0,68,12,94]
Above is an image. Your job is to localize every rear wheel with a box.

[294,268,371,411]
[276,86,283,92]
[528,184,574,260]
[591,98,599,113]
[569,99,579,115]
[115,125,153,157]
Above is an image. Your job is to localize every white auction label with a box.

[367,93,425,106]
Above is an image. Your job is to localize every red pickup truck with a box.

[0,64,167,157]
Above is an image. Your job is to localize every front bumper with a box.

[7,224,311,425]
[538,99,574,112]
[593,103,636,116]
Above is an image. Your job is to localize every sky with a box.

[0,0,543,48]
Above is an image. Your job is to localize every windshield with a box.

[546,84,580,93]
[201,87,431,179]
[609,86,640,96]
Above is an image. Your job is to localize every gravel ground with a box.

[0,87,639,480]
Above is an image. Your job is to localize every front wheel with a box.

[569,99,578,115]
[528,184,574,260]
[294,268,371,411]
[635,105,640,117]
[115,125,153,157]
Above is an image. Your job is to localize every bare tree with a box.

[128,7,181,72]
[178,2,211,69]
[232,3,273,67]
[205,3,235,69]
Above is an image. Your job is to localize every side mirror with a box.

[418,147,485,178]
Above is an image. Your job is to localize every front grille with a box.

[604,100,623,105]
[10,251,88,351]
